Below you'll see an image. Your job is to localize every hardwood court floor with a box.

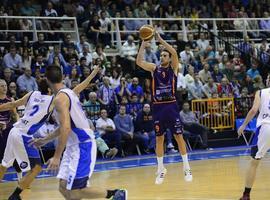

[1,155,270,200]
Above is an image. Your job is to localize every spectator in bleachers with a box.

[144,42,158,65]
[96,109,116,136]
[217,78,233,97]
[253,75,265,91]
[61,33,78,56]
[237,35,253,65]
[123,11,139,33]
[127,93,142,119]
[215,47,227,63]
[21,49,32,70]
[19,18,32,38]
[20,35,32,55]
[109,68,122,89]
[99,10,112,48]
[187,73,204,100]
[121,35,137,74]
[32,33,49,57]
[128,77,144,103]
[230,78,241,98]
[180,101,210,149]
[203,77,218,98]
[98,76,114,108]
[2,68,16,86]
[7,82,18,100]
[184,65,195,86]
[16,68,38,94]
[260,12,270,37]
[134,103,155,152]
[48,45,67,67]
[218,54,229,72]
[42,1,58,17]
[86,14,101,45]
[114,77,131,104]
[242,74,255,95]
[83,92,100,122]
[64,67,81,88]
[114,105,144,155]
[64,56,82,77]
[92,44,107,64]
[3,46,23,75]
[180,45,195,69]
[212,64,224,83]
[77,33,91,54]
[222,61,234,81]
[199,63,212,84]
[248,12,260,38]
[32,54,47,74]
[196,33,209,52]
[246,61,260,79]
[79,45,92,67]
[201,45,216,68]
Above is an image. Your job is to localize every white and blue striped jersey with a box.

[257,88,270,127]
[54,88,94,146]
[13,91,54,136]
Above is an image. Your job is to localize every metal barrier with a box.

[191,98,235,130]
[0,16,80,44]
[110,17,270,49]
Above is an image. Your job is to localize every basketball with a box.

[139,25,154,41]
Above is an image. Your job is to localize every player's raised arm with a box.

[73,65,100,95]
[238,91,261,136]
[0,92,32,112]
[48,93,71,171]
[156,31,179,74]
[136,40,156,73]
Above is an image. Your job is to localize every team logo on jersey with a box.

[20,161,28,169]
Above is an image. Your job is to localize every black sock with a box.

[244,187,251,195]
[106,189,118,198]
[10,187,23,197]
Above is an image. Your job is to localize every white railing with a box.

[0,16,80,44]
[110,17,270,50]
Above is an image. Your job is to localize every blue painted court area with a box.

[2,146,252,182]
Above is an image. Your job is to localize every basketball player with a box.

[0,67,101,200]
[0,79,53,200]
[0,79,22,182]
[42,64,127,200]
[136,32,192,184]
[238,89,270,200]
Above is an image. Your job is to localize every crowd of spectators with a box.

[0,0,270,157]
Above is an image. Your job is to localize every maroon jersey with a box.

[0,96,12,126]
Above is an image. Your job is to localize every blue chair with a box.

[235,118,257,146]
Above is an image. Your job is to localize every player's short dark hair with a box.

[45,65,62,84]
[161,49,171,57]
[39,78,49,95]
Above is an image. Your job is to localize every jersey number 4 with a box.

[30,105,39,116]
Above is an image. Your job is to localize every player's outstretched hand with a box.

[47,157,60,175]
[155,30,162,42]
[29,138,48,148]
[237,125,245,138]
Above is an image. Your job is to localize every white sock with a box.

[181,154,190,170]
[157,157,164,171]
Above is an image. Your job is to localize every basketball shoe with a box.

[155,168,167,184]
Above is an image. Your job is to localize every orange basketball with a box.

[139,25,154,41]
